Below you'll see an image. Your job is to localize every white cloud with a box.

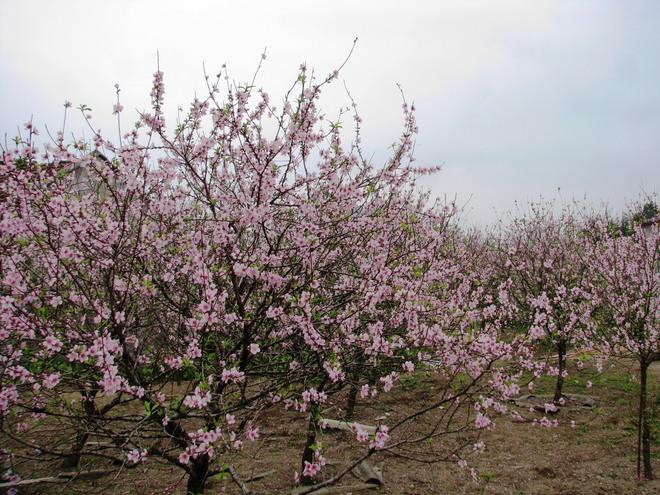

[1,0,657,222]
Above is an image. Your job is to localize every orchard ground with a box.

[4,357,658,495]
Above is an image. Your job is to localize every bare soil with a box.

[3,358,658,495]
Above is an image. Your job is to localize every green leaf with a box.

[215,464,230,480]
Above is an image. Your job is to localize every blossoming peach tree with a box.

[1,57,534,494]
[585,218,658,480]
[496,202,594,405]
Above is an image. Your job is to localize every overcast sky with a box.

[1,0,658,225]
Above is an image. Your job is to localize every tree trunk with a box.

[638,359,653,480]
[553,340,567,404]
[345,381,359,420]
[367,365,379,387]
[63,390,98,467]
[300,412,318,486]
[186,453,210,494]
[62,431,90,468]
[345,355,366,419]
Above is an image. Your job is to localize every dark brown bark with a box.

[186,453,210,494]
[638,359,653,480]
[62,431,89,468]
[300,412,318,486]
[345,355,366,419]
[553,339,567,404]
[63,390,99,467]
[345,381,359,420]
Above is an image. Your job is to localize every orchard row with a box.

[0,64,657,493]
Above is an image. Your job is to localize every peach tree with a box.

[0,58,534,493]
